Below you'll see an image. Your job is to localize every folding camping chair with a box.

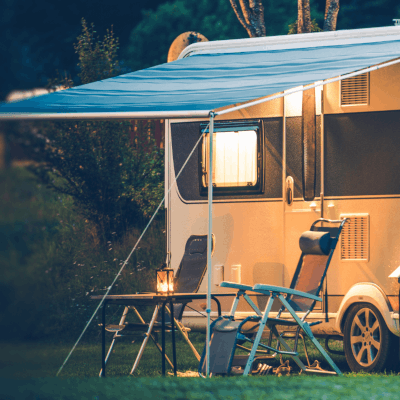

[199,218,347,377]
[101,234,212,376]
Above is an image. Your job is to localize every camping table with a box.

[91,293,236,377]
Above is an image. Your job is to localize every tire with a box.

[343,303,399,372]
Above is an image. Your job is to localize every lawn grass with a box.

[0,333,390,379]
[0,335,400,400]
[1,289,398,400]
[0,333,206,379]
[2,375,400,400]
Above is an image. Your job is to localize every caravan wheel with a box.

[343,303,398,372]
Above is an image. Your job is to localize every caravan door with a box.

[283,88,323,289]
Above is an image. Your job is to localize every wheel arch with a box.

[335,282,399,336]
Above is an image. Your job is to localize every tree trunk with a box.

[323,0,340,31]
[229,0,266,37]
[297,0,312,33]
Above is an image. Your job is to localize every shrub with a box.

[0,168,165,341]
[13,19,164,241]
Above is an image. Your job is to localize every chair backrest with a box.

[286,219,346,314]
[170,235,211,320]
[174,234,210,293]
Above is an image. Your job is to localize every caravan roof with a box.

[1,26,400,121]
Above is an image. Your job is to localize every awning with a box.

[1,28,400,120]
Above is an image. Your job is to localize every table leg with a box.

[101,300,107,377]
[162,301,166,376]
[170,301,177,376]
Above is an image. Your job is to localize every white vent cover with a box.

[340,73,369,106]
[340,214,369,261]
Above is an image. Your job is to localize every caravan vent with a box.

[340,214,369,261]
[340,73,369,106]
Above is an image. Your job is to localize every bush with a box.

[8,19,164,241]
[31,117,163,242]
[0,168,165,341]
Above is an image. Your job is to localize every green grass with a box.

[0,334,374,380]
[0,336,400,399]
[2,375,400,400]
[0,333,205,379]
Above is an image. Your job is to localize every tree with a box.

[228,0,339,37]
[297,0,312,33]
[125,0,298,72]
[297,0,340,33]
[229,0,266,37]
[125,0,245,72]
[288,0,339,34]
[323,0,340,31]
[13,19,164,241]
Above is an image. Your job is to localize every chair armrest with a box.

[252,284,322,301]
[220,282,255,291]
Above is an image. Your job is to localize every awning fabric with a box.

[1,31,400,119]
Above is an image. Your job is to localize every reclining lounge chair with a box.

[199,218,347,377]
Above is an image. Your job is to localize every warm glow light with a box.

[204,130,257,187]
[157,281,174,293]
[156,268,174,294]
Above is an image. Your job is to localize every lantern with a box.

[156,267,174,295]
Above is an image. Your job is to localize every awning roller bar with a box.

[0,110,210,121]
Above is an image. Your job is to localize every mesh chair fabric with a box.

[168,235,209,320]
[175,235,209,293]
[289,254,329,311]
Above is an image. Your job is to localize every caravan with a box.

[2,23,400,373]
[165,26,400,372]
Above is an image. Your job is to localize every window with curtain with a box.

[200,121,263,195]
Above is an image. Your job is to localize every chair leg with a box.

[300,333,311,367]
[272,325,307,372]
[306,335,342,375]
[281,328,311,367]
[243,294,276,376]
[277,294,342,375]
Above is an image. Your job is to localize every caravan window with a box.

[200,121,263,195]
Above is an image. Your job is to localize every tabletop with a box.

[91,292,236,305]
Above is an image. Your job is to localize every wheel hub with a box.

[350,308,380,367]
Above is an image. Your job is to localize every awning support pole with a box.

[206,111,215,378]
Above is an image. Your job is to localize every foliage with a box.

[74,19,121,84]
[0,168,165,341]
[3,0,400,100]
[29,118,163,240]
[125,0,248,71]
[288,18,323,34]
[337,0,400,30]
[13,19,164,240]
[124,0,327,71]
[0,0,164,99]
